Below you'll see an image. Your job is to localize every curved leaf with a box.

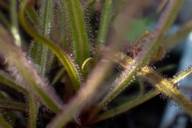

[19,0,81,90]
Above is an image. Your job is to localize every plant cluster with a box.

[0,0,192,128]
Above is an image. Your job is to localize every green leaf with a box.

[0,98,26,112]
[140,66,192,116]
[97,0,113,45]
[0,70,27,95]
[98,0,184,108]
[19,0,81,90]
[10,0,22,46]
[28,94,38,128]
[29,0,54,76]
[0,26,62,113]
[94,90,159,123]
[64,0,90,66]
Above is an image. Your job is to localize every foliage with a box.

[0,0,192,128]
